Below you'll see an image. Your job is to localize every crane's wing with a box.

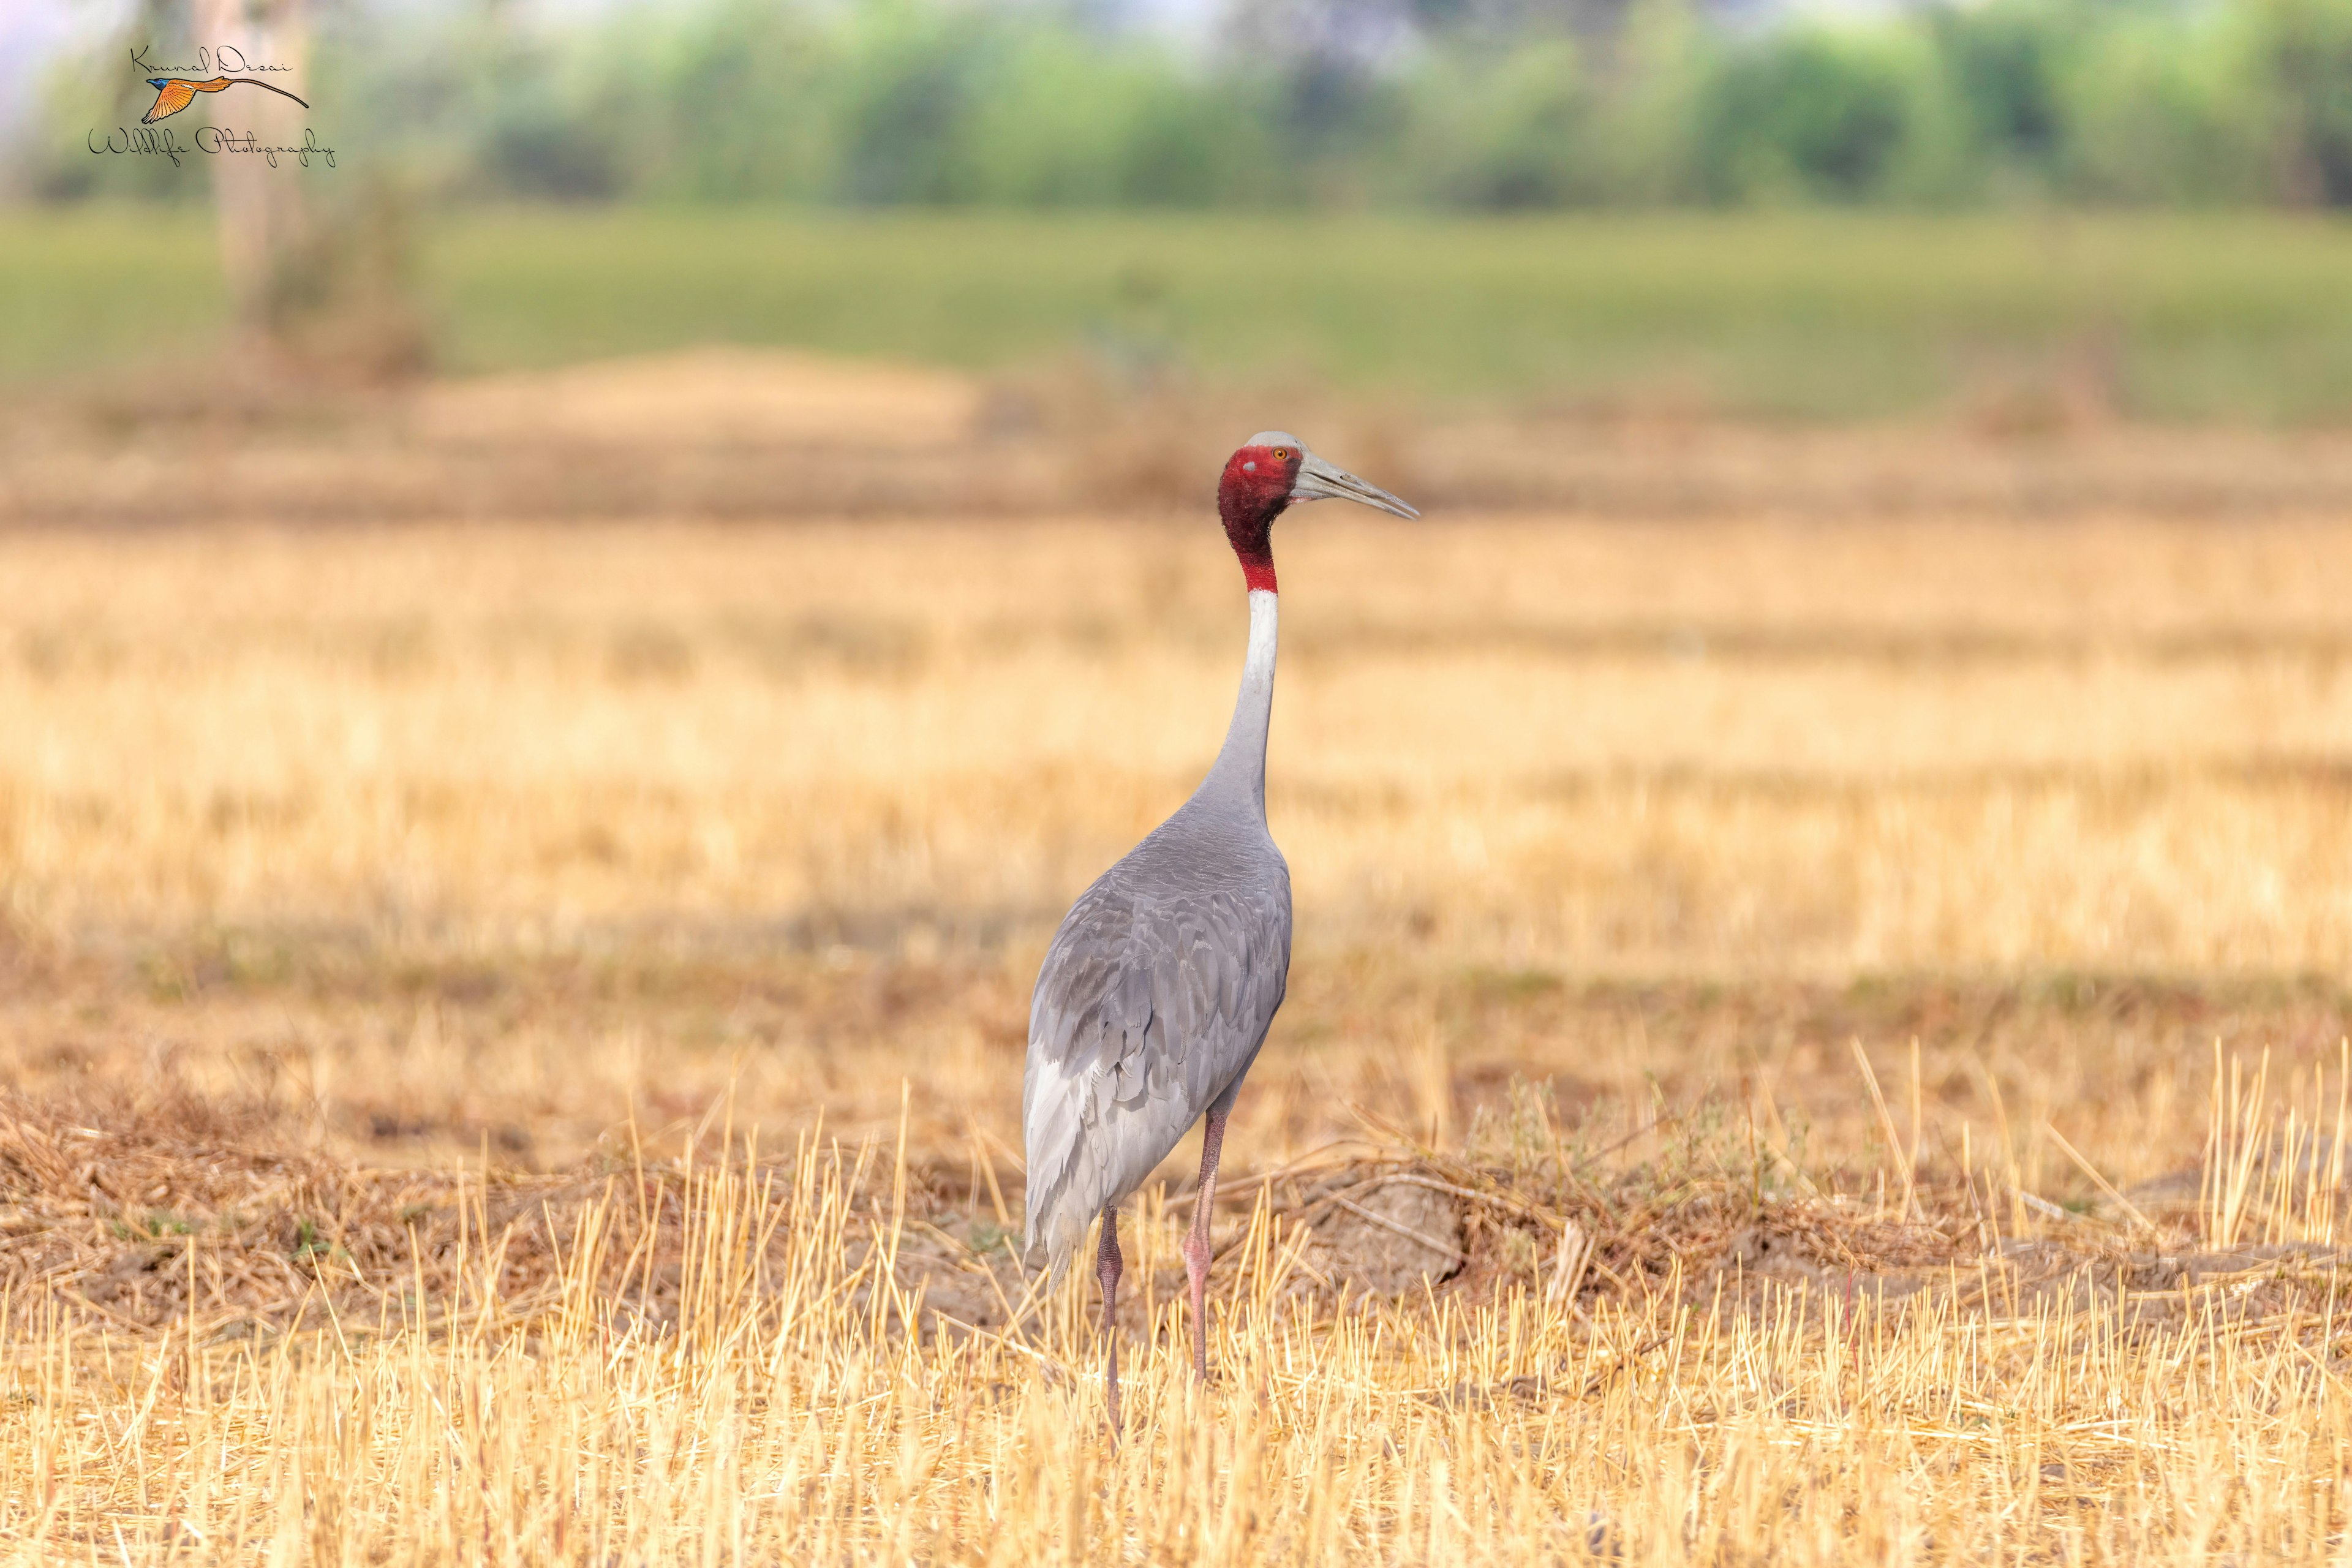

[142,80,199,124]
[1022,867,1291,1283]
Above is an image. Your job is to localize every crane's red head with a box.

[1216,430,1419,593]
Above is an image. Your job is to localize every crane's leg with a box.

[1096,1205,1123,1436]
[1179,1109,1229,1382]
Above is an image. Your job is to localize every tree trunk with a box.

[192,0,311,355]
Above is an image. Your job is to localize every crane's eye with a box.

[1272,448,1289,459]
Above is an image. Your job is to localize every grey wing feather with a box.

[1021,859,1291,1283]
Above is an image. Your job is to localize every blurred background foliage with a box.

[26,0,2352,211]
[18,0,2352,417]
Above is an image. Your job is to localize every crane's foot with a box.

[1181,1233,1213,1384]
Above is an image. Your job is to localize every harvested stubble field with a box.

[8,432,2352,1561]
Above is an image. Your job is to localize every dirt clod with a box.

[1307,1178,1466,1295]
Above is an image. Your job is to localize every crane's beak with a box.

[1289,451,1419,519]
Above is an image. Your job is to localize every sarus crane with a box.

[1022,432,1418,1431]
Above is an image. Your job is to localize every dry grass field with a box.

[7,470,2352,1560]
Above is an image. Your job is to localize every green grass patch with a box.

[10,204,2352,418]
[0,206,227,385]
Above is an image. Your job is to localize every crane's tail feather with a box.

[1022,1171,1093,1288]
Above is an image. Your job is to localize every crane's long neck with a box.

[1198,589,1278,815]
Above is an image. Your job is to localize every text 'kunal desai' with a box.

[129,44,296,77]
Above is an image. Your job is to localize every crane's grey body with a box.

[1023,589,1291,1280]
[1016,432,1413,1430]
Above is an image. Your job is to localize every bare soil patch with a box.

[18,350,2352,524]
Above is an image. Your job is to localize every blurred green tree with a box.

[30,0,2352,211]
